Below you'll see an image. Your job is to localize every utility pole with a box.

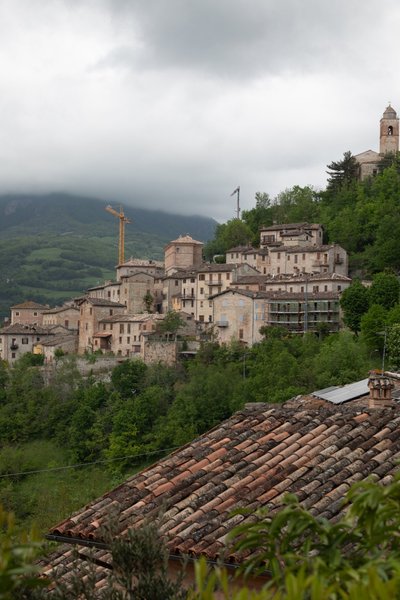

[230,186,241,219]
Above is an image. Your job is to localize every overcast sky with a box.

[1,0,400,221]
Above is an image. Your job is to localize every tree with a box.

[340,280,370,334]
[111,360,147,399]
[143,291,154,313]
[387,323,400,370]
[368,271,400,310]
[157,311,186,341]
[203,219,253,260]
[194,474,400,599]
[360,304,388,352]
[326,150,359,192]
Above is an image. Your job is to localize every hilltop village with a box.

[0,221,350,365]
[2,102,400,366]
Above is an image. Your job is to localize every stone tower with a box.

[164,234,204,275]
[379,104,399,155]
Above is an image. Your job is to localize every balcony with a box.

[216,320,229,327]
[10,343,19,350]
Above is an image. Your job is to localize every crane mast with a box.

[105,205,131,264]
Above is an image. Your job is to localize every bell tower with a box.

[380,104,399,155]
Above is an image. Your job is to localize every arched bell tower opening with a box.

[380,104,399,155]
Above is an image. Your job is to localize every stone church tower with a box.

[355,104,399,179]
[379,104,399,155]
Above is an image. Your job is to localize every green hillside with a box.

[0,194,218,318]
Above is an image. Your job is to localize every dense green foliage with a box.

[194,474,400,599]
[205,155,400,280]
[0,329,377,535]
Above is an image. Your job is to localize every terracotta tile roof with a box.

[46,402,400,574]
[11,300,49,310]
[0,323,54,335]
[77,297,126,308]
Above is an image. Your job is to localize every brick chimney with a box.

[368,371,394,408]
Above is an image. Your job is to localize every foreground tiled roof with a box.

[46,402,400,569]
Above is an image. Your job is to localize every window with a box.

[190,278,195,283]
[103,324,106,331]
[338,285,342,291]
[191,300,194,307]
[119,337,122,344]
[11,352,15,359]
[22,338,28,344]
[277,267,280,274]
[176,247,180,253]
[34,312,38,316]
[287,255,290,261]
[183,279,186,284]
[301,286,304,292]
[277,252,281,259]
[200,301,203,307]
[226,273,230,280]
[127,337,130,344]
[175,280,179,286]
[199,274,205,281]
[199,315,204,322]
[263,267,266,274]
[127,324,131,334]
[239,329,244,340]
[208,315,212,322]
[65,320,69,328]
[294,255,298,264]
[110,309,113,316]
[388,125,393,135]
[85,323,88,331]
[119,324,124,334]
[200,287,204,295]
[324,285,328,291]
[302,254,305,260]
[15,311,20,316]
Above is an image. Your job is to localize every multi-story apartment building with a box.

[232,272,351,295]
[259,223,323,247]
[226,223,348,278]
[266,292,341,333]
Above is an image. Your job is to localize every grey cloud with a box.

[97,0,385,78]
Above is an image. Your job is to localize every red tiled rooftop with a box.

[45,401,400,576]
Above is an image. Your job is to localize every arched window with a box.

[388,125,393,136]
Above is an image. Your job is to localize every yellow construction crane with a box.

[105,205,131,264]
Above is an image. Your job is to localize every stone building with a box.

[94,313,163,357]
[42,305,80,330]
[212,289,271,346]
[227,223,348,278]
[232,272,351,295]
[10,301,49,326]
[0,323,64,363]
[354,104,399,179]
[115,258,164,281]
[77,297,126,354]
[164,234,204,275]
